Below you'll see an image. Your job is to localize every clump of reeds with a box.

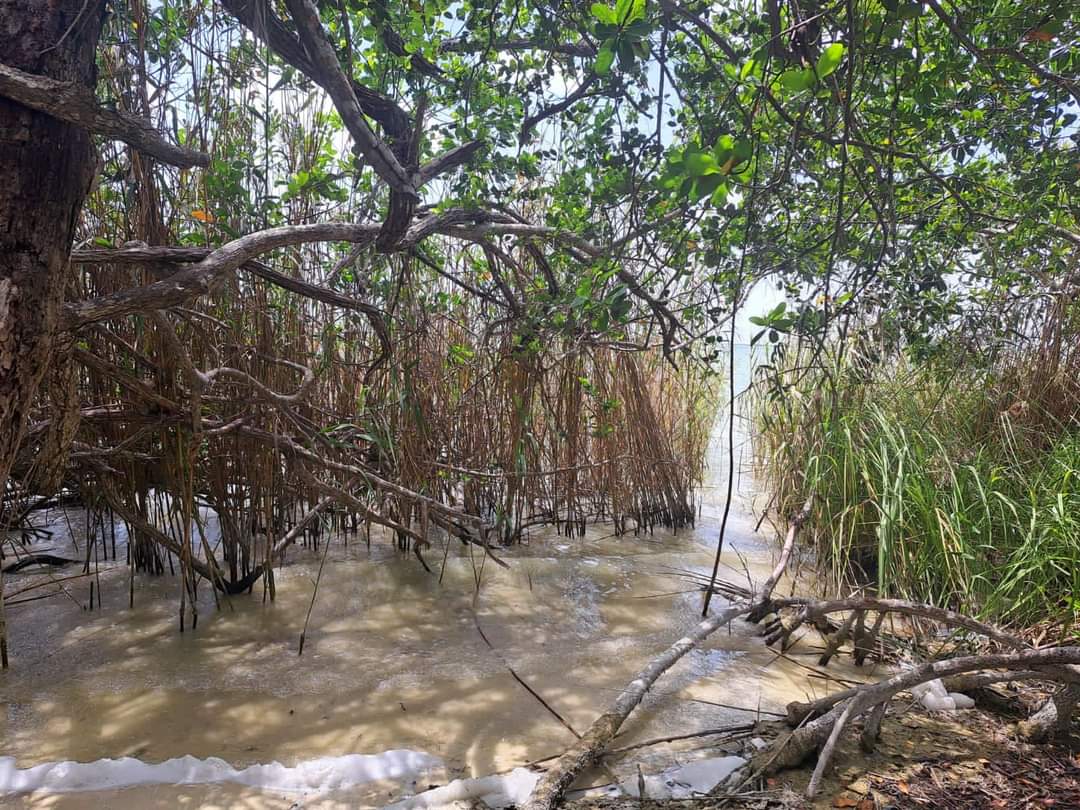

[1,4,719,650]
[753,300,1080,627]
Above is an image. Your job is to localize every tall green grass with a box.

[754,355,1080,627]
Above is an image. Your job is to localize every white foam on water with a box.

[0,750,442,795]
[384,754,747,808]
[385,767,540,809]
[910,678,975,712]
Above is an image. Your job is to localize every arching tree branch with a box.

[0,61,209,167]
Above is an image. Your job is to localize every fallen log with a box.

[755,592,1080,793]
[519,497,812,810]
[749,646,1080,798]
[520,601,753,810]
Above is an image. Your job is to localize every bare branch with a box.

[283,0,417,194]
[768,595,1027,650]
[656,0,739,60]
[220,0,410,143]
[520,73,599,143]
[0,61,210,168]
[439,37,596,58]
[416,139,485,186]
[67,222,380,326]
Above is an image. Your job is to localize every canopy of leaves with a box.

[84,0,1077,360]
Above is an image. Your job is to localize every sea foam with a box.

[0,750,442,795]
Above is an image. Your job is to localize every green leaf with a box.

[709,181,729,206]
[816,42,845,78]
[713,133,736,159]
[739,58,761,80]
[614,0,632,24]
[684,150,718,177]
[732,138,754,165]
[780,68,816,92]
[591,2,616,25]
[610,288,632,320]
[595,40,616,74]
[693,172,725,199]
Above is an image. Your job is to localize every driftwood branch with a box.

[767,595,1028,650]
[270,496,335,556]
[0,61,209,167]
[520,496,811,810]
[746,590,1080,798]
[521,602,753,810]
[799,647,1080,796]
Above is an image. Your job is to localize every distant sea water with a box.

[699,343,767,519]
[729,342,761,398]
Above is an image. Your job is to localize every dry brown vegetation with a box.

[4,230,714,629]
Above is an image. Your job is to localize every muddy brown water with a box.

[0,426,867,808]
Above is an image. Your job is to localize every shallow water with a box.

[0,415,867,807]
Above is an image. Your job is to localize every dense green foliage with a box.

[755,340,1080,626]
[88,0,1078,356]
[19,0,1077,611]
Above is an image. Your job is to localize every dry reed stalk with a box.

[3,17,717,637]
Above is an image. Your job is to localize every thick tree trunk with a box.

[0,0,103,492]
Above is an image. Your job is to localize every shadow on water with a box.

[1,361,862,807]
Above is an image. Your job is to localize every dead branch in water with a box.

[523,502,1080,808]
[767,646,1080,797]
[519,497,810,810]
[743,593,1080,798]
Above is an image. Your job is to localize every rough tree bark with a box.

[1017,682,1080,742]
[0,0,104,492]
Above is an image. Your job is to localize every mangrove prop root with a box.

[859,700,886,752]
[818,608,858,667]
[2,554,78,573]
